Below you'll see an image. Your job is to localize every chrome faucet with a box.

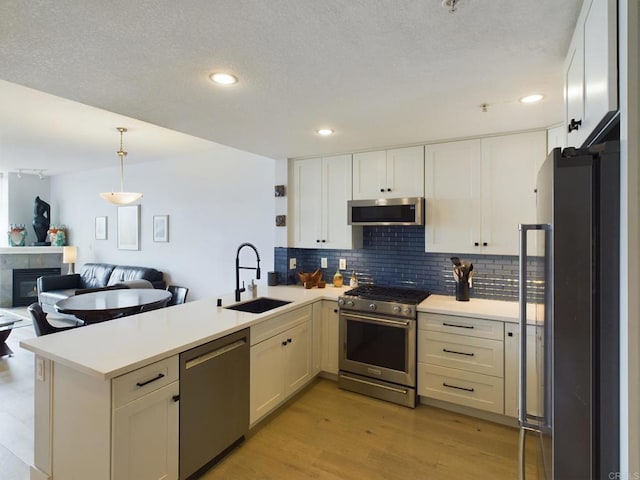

[235,242,261,301]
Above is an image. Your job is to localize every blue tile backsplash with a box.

[274,226,538,302]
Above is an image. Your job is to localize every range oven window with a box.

[345,317,407,372]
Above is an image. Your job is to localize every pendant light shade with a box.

[100,127,143,205]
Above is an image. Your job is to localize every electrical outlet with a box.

[321,257,328,268]
[289,258,297,270]
[339,258,346,270]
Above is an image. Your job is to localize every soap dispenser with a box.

[332,269,343,287]
[349,271,358,287]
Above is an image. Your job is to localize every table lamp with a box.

[63,246,77,274]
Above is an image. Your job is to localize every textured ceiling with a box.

[0,0,582,175]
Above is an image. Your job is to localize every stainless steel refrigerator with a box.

[518,141,620,480]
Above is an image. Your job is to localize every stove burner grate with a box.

[344,285,430,304]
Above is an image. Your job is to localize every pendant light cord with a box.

[117,127,128,192]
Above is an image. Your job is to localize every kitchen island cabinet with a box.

[352,145,424,200]
[21,286,350,480]
[425,131,545,255]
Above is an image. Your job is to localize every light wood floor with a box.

[204,379,538,479]
[0,309,36,480]
[1,307,537,480]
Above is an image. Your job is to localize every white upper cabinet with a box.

[290,154,359,249]
[425,131,545,255]
[565,0,617,147]
[424,139,482,254]
[353,145,424,199]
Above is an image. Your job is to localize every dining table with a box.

[54,288,172,324]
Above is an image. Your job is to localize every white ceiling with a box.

[0,0,582,176]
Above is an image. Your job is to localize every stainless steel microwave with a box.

[347,197,425,226]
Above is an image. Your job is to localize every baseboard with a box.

[419,396,518,427]
[30,465,51,480]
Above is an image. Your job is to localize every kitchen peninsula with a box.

[21,286,532,480]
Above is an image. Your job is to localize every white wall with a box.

[49,144,276,302]
[619,0,640,475]
[4,172,52,246]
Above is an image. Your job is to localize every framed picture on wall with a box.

[117,205,140,250]
[153,215,169,242]
[95,216,107,240]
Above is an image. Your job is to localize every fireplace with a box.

[13,268,61,307]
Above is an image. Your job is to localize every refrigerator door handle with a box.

[518,224,548,431]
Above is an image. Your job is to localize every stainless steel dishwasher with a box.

[179,328,249,479]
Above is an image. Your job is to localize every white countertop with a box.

[20,285,350,380]
[418,294,537,323]
[21,286,528,380]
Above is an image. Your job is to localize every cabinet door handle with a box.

[387,188,391,192]
[316,239,320,243]
[287,338,292,343]
[483,242,488,247]
[443,348,475,357]
[321,239,326,243]
[136,373,165,388]
[568,118,582,132]
[443,382,474,393]
[442,322,474,329]
[282,341,288,346]
[380,188,385,192]
[474,242,479,246]
[172,394,180,402]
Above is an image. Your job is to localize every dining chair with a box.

[28,303,81,336]
[167,285,188,306]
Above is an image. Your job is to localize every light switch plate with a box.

[289,258,297,270]
[321,257,328,268]
[339,258,346,270]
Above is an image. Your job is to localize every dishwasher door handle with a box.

[185,338,247,370]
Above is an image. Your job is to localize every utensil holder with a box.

[455,280,470,301]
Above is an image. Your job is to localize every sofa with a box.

[37,263,165,315]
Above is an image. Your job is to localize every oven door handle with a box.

[341,312,410,327]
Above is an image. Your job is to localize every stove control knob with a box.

[402,307,412,315]
[346,300,354,307]
[392,306,401,314]
[369,303,377,311]
[338,299,345,306]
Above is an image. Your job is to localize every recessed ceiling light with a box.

[520,94,544,104]
[316,129,334,136]
[209,72,238,85]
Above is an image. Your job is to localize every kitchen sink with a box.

[225,297,292,314]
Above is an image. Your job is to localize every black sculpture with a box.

[33,196,51,246]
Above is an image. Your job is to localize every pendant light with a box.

[100,127,143,205]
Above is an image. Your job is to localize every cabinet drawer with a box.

[418,313,503,340]
[418,363,504,414]
[113,356,179,408]
[418,331,503,377]
[251,305,312,346]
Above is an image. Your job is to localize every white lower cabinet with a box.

[112,382,179,480]
[320,300,339,375]
[504,322,541,419]
[417,313,505,414]
[112,356,179,480]
[250,306,313,425]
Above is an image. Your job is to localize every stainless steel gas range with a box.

[337,285,430,408]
